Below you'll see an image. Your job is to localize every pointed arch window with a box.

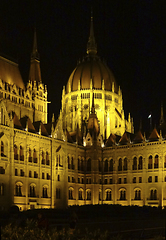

[148,155,153,169]
[134,189,141,200]
[68,156,70,169]
[14,144,18,160]
[150,189,157,200]
[42,151,45,164]
[42,186,48,198]
[33,149,37,163]
[133,157,137,170]
[118,158,122,171]
[87,158,91,172]
[123,158,127,171]
[86,190,91,200]
[120,190,126,200]
[106,190,112,201]
[109,159,113,172]
[78,189,83,200]
[154,155,159,168]
[69,188,74,200]
[71,157,74,170]
[78,158,80,171]
[20,146,24,161]
[104,159,108,172]
[29,185,36,197]
[29,148,32,162]
[46,151,49,165]
[15,183,22,196]
[138,156,143,170]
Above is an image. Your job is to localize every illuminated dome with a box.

[66,56,118,93]
[66,14,118,94]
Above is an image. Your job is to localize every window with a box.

[78,158,80,171]
[118,158,122,171]
[99,160,102,172]
[78,189,83,200]
[14,144,18,160]
[120,190,126,200]
[106,190,112,201]
[133,177,136,183]
[118,178,121,184]
[87,158,91,172]
[68,176,70,182]
[155,176,158,182]
[69,188,74,199]
[68,156,70,169]
[133,157,137,170]
[15,169,18,176]
[124,178,127,184]
[42,172,44,179]
[0,166,5,174]
[29,148,32,162]
[154,155,159,168]
[46,152,49,165]
[47,173,50,180]
[150,189,157,200]
[20,146,24,161]
[86,190,91,200]
[29,185,36,197]
[20,169,24,177]
[56,188,60,199]
[104,179,108,184]
[72,177,75,183]
[81,159,84,171]
[148,155,153,169]
[71,157,74,170]
[78,177,80,183]
[148,176,152,183]
[33,149,37,163]
[42,187,48,198]
[82,178,84,184]
[57,175,60,181]
[34,171,38,178]
[109,159,113,171]
[41,151,45,164]
[134,190,141,200]
[138,156,143,170]
[104,159,108,172]
[29,171,32,178]
[1,141,4,156]
[99,191,101,201]
[110,178,113,184]
[15,184,22,196]
[164,155,166,168]
[123,158,127,171]
[139,177,142,183]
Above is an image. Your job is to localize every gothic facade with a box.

[0,19,166,211]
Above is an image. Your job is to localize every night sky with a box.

[0,1,166,132]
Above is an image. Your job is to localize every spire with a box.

[86,11,97,55]
[29,28,42,83]
[91,93,95,114]
[160,102,164,125]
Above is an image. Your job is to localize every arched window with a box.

[118,158,122,171]
[29,185,36,197]
[86,190,91,200]
[20,146,24,161]
[71,157,74,170]
[42,151,45,164]
[78,158,80,171]
[33,149,37,163]
[148,155,153,169]
[99,160,102,172]
[134,189,141,200]
[133,157,137,170]
[164,155,166,168]
[1,141,4,156]
[150,189,157,200]
[138,156,143,170]
[104,159,108,172]
[42,186,48,198]
[99,190,102,201]
[68,156,70,169]
[123,158,127,171]
[46,152,49,165]
[29,148,32,162]
[15,183,22,196]
[87,158,91,172]
[154,155,159,168]
[68,188,74,200]
[78,189,83,200]
[106,190,112,201]
[14,144,18,160]
[120,189,126,200]
[109,159,113,172]
[81,159,84,171]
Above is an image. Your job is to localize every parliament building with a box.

[0,16,166,211]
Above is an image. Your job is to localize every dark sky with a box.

[0,0,166,132]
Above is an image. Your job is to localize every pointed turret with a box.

[29,28,42,83]
[86,11,97,55]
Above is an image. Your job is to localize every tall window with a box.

[109,159,113,172]
[30,185,36,197]
[68,156,70,169]
[104,159,108,172]
[123,158,127,171]
[42,151,45,164]
[86,190,91,200]
[78,158,80,171]
[99,160,102,172]
[106,190,112,201]
[42,187,48,198]
[120,190,126,200]
[138,156,143,170]
[29,148,32,162]
[87,158,91,172]
[71,157,74,170]
[69,188,74,199]
[33,149,37,163]
[133,157,137,170]
[118,158,122,171]
[14,144,18,160]
[78,189,83,200]
[150,189,157,200]
[148,155,153,169]
[20,146,24,161]
[15,184,22,196]
[1,141,4,156]
[134,190,141,200]
[81,159,84,171]
[46,152,49,165]
[154,155,159,168]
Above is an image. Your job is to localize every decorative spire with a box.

[29,28,42,82]
[31,28,40,60]
[87,11,97,55]
[160,102,164,125]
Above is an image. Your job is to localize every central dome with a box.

[66,56,118,93]
[66,14,118,94]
